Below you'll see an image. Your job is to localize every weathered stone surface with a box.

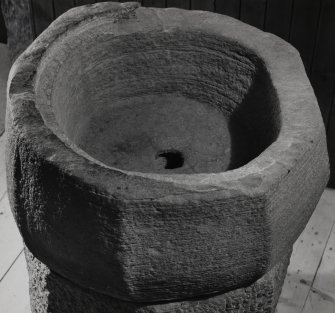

[25,245,291,313]
[6,1,329,303]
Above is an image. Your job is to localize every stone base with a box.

[25,246,290,313]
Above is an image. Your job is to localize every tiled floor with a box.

[0,132,334,312]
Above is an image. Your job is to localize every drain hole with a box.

[156,150,184,169]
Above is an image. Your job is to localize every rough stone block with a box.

[25,246,291,313]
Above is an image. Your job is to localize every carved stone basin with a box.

[6,2,329,312]
[34,17,279,175]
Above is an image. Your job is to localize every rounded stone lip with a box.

[7,1,325,199]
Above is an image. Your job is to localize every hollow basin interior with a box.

[44,30,281,174]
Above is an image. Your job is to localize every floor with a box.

[0,130,333,313]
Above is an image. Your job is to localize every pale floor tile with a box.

[0,252,30,313]
[0,193,24,280]
[277,189,335,313]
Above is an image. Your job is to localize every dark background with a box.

[1,0,335,186]
[0,1,5,44]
